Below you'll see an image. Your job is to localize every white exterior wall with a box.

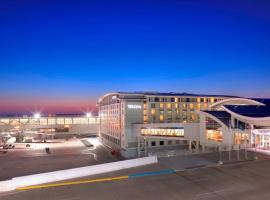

[123,101,144,148]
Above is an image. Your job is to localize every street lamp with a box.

[34,113,41,119]
[86,112,92,118]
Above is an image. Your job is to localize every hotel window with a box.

[191,114,196,122]
[204,103,208,109]
[197,103,201,110]
[151,141,156,146]
[167,111,172,120]
[143,102,147,109]
[151,103,155,108]
[143,116,147,122]
[197,98,201,103]
[210,97,215,103]
[160,103,164,109]
[143,109,147,116]
[160,115,164,122]
[160,141,164,146]
[183,104,187,109]
[151,109,156,115]
[190,103,194,110]
[167,103,172,109]
[175,97,178,102]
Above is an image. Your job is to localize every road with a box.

[0,139,118,181]
[2,159,270,200]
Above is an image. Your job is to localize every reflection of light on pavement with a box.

[32,143,47,150]
[83,138,101,148]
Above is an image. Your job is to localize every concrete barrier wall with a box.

[0,156,157,192]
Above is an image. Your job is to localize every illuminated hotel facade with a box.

[97,92,239,157]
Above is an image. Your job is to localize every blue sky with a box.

[0,0,270,113]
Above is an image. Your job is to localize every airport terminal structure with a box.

[1,91,270,158]
[98,92,270,158]
[0,114,99,144]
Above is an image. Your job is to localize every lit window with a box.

[160,115,164,121]
[190,103,194,109]
[48,118,56,125]
[160,103,164,109]
[56,118,65,125]
[167,103,171,109]
[143,109,147,115]
[141,127,184,137]
[143,103,147,109]
[206,130,222,142]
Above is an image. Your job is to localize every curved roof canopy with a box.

[203,111,231,127]
[210,98,264,109]
[223,105,270,118]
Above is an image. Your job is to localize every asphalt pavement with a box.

[2,159,270,200]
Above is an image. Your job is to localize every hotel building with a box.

[97,92,240,157]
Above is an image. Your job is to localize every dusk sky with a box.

[1,0,270,114]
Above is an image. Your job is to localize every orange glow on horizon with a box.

[0,99,98,114]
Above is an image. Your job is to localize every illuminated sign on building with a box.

[141,127,184,137]
[128,105,142,109]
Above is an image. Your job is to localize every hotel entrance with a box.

[252,129,270,149]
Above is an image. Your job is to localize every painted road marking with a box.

[16,169,176,191]
[17,176,128,191]
[128,169,176,178]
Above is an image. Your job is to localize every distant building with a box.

[0,114,99,141]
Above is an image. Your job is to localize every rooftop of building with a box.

[252,98,270,106]
[117,91,239,98]
[224,105,270,118]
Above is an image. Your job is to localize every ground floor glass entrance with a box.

[252,129,270,149]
